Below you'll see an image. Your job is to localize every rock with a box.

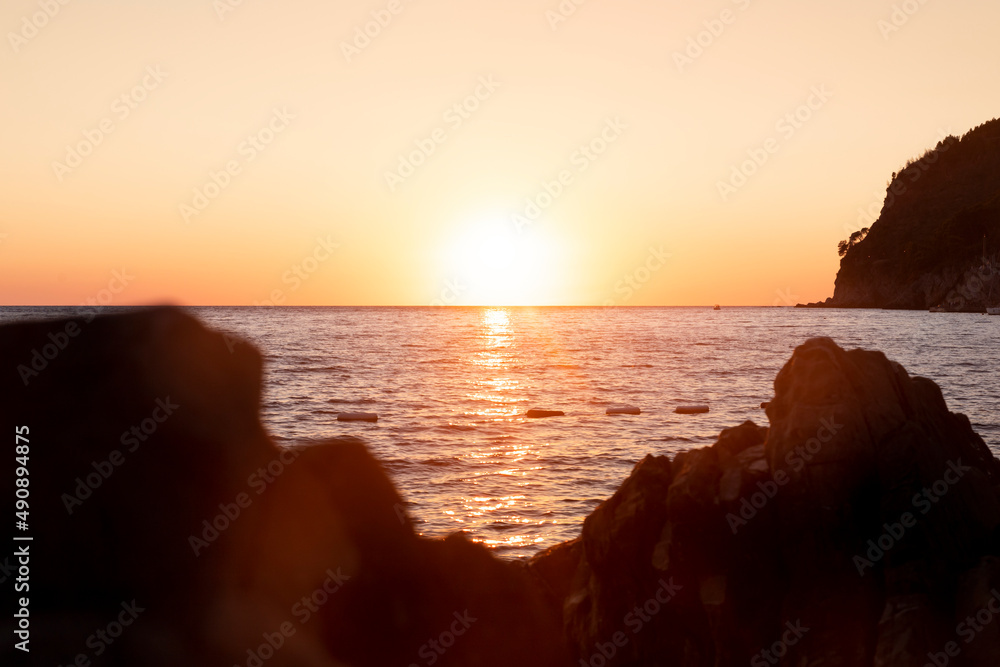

[0,308,568,667]
[872,594,951,667]
[533,337,1000,666]
[1,308,279,665]
[337,412,378,422]
[714,420,768,463]
[553,454,677,664]
[528,538,583,614]
[606,405,641,415]
[675,405,710,414]
[526,409,565,418]
[954,557,1000,666]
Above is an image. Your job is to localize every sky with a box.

[1,0,998,306]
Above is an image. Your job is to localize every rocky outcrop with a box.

[3,309,998,666]
[531,337,1000,665]
[804,118,1000,311]
[0,308,567,667]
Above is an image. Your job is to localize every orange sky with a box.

[2,0,998,306]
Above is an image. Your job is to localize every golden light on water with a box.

[467,308,522,419]
[482,307,511,332]
[475,535,548,549]
[446,308,552,551]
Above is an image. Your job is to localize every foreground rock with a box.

[3,309,998,666]
[531,337,1000,665]
[0,308,567,666]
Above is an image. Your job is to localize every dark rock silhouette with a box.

[0,308,567,667]
[3,309,999,666]
[804,118,1000,311]
[531,337,1000,665]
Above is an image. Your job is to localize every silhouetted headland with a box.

[802,117,1000,311]
[3,308,999,666]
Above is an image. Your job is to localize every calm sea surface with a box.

[4,307,998,558]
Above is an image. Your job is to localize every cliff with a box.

[808,118,1000,310]
[3,308,999,666]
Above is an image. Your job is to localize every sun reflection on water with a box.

[450,308,552,552]
[467,308,522,419]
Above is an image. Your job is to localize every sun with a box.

[441,214,565,306]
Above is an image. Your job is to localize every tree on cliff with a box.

[838,228,869,257]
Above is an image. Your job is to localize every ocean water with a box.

[4,306,998,559]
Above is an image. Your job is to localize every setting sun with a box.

[438,214,566,306]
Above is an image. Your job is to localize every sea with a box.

[3,306,998,559]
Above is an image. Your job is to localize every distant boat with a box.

[929,306,947,313]
[713,305,721,311]
[988,307,1000,316]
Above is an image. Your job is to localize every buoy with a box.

[526,409,564,418]
[607,405,641,415]
[675,405,709,414]
[338,412,378,422]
